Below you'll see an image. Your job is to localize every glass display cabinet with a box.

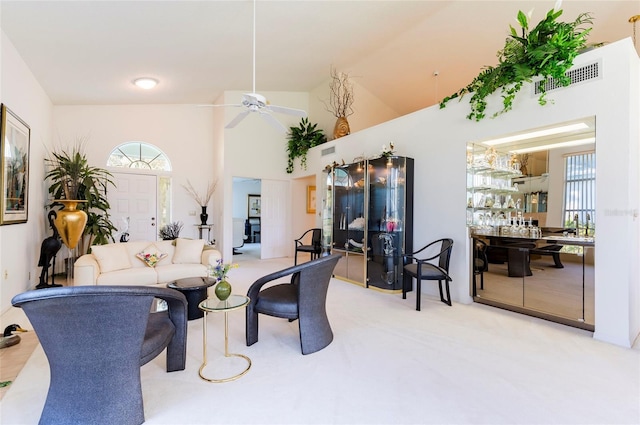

[325,156,414,292]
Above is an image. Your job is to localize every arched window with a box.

[107,142,171,171]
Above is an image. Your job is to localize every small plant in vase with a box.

[158,221,183,240]
[209,259,239,301]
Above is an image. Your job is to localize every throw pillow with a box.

[172,238,205,264]
[91,244,132,273]
[135,245,168,268]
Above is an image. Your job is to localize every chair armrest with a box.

[201,247,222,266]
[73,254,100,285]
[143,287,188,372]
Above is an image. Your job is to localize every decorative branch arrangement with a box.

[183,179,217,206]
[440,9,593,121]
[324,66,354,118]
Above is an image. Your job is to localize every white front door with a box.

[260,179,290,259]
[108,173,158,242]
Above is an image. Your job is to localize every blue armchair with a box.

[11,285,188,425]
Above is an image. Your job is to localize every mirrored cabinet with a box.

[468,117,596,331]
[325,156,414,292]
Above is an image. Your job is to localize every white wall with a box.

[308,75,400,142]
[51,105,217,241]
[218,90,307,261]
[0,31,54,313]
[302,39,640,348]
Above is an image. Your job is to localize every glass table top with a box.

[199,295,250,312]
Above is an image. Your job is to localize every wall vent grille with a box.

[533,60,601,95]
[321,146,336,156]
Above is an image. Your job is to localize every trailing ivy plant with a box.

[440,8,593,121]
[286,117,327,173]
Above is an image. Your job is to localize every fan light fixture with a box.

[133,78,159,90]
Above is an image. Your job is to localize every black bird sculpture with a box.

[37,210,63,289]
[0,324,27,349]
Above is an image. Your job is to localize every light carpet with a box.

[1,256,639,425]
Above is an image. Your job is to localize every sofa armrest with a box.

[73,254,100,285]
[201,247,222,266]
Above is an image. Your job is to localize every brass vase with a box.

[333,117,350,139]
[53,200,88,250]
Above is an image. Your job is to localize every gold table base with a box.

[199,309,252,383]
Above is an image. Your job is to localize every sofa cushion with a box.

[173,238,205,264]
[95,266,157,286]
[153,240,176,266]
[124,241,153,269]
[136,244,168,268]
[91,244,132,273]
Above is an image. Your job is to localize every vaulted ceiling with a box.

[1,1,637,116]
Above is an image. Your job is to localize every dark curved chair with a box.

[473,238,488,296]
[246,254,340,354]
[294,228,322,265]
[11,285,188,425]
[403,238,454,311]
[506,242,536,277]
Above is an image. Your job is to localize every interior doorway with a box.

[232,177,262,258]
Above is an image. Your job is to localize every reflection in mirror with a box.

[467,117,595,330]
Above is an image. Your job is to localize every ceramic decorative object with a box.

[53,200,88,249]
[333,117,350,139]
[200,206,208,225]
[215,280,232,301]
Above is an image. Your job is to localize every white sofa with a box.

[73,238,222,286]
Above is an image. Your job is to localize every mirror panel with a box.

[468,117,595,330]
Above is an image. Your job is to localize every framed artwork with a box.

[0,104,30,225]
[248,194,261,218]
[307,185,316,214]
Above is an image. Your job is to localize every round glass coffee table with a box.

[198,295,251,383]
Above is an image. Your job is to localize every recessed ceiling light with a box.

[133,78,158,90]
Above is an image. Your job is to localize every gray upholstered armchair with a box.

[11,285,188,425]
[246,254,340,354]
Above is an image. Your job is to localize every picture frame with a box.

[307,185,316,214]
[248,194,261,218]
[0,104,30,225]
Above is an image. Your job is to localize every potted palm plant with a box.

[45,140,117,254]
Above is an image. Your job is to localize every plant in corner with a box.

[439,8,593,121]
[45,140,117,254]
[286,117,327,174]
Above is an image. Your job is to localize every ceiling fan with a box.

[204,0,307,132]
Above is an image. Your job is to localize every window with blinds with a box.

[563,152,595,234]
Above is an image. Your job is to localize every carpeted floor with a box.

[1,252,639,424]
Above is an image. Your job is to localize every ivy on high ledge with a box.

[440,9,593,121]
[286,117,327,174]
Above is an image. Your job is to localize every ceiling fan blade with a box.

[226,110,251,128]
[197,104,243,108]
[266,104,307,117]
[258,111,287,133]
